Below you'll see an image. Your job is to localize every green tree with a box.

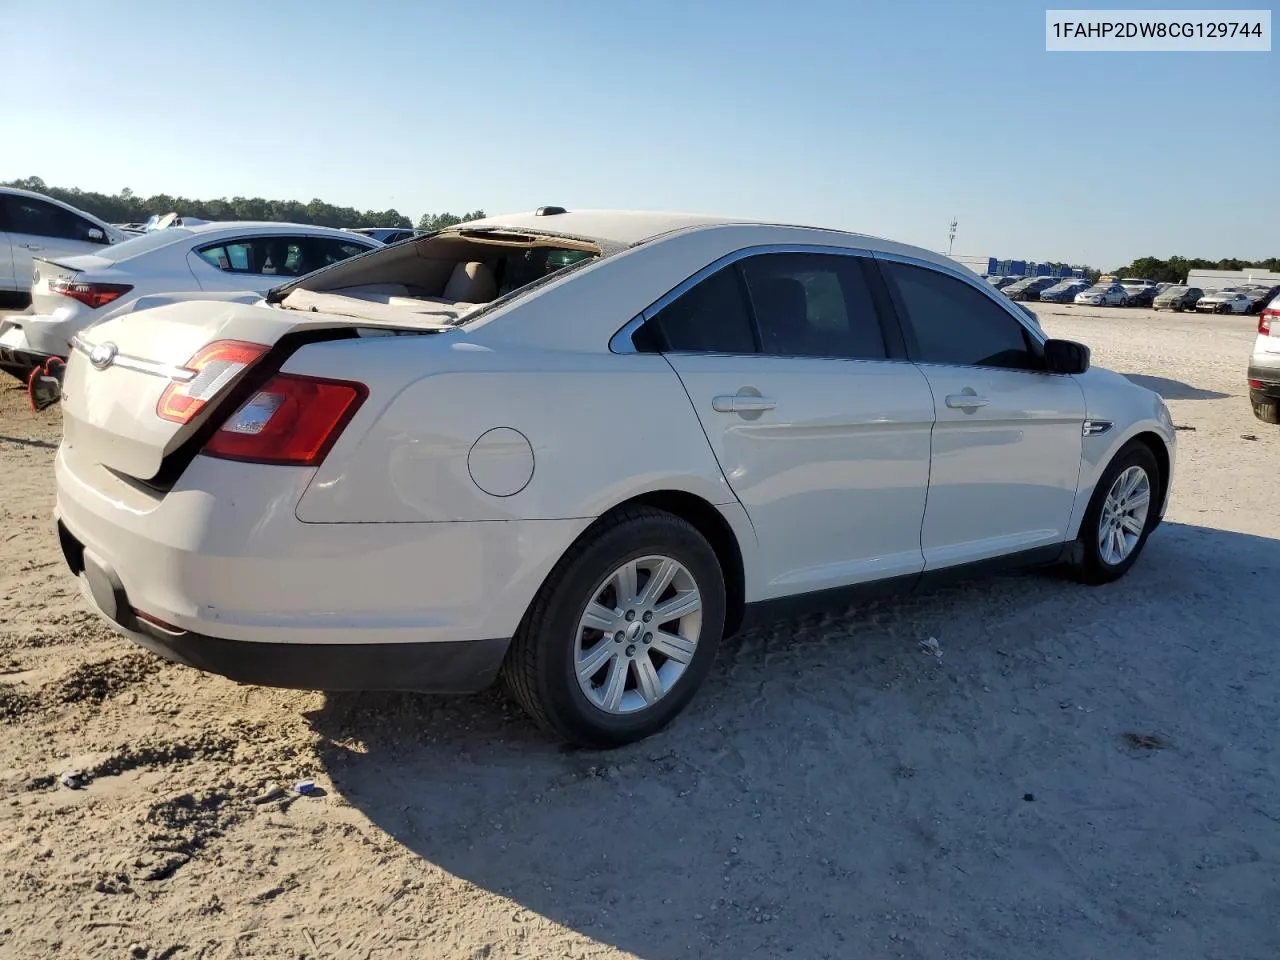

[1108,254,1280,284]
[417,209,487,232]
[1,176,417,231]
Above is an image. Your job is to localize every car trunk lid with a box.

[60,298,446,480]
[29,256,116,315]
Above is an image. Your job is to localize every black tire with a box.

[501,506,726,748]
[2,365,36,385]
[1253,399,1280,425]
[1068,441,1162,585]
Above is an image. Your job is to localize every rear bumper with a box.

[0,313,76,359]
[0,323,60,376]
[60,526,508,692]
[54,445,592,689]
[131,626,510,693]
[53,514,514,696]
[1249,360,1280,399]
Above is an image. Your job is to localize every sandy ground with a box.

[1,303,1277,960]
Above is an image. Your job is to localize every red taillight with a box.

[1260,309,1277,335]
[156,340,269,424]
[202,373,366,466]
[50,278,133,309]
[1250,379,1264,389]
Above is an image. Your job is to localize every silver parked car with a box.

[1074,283,1128,307]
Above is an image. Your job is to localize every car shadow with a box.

[1121,373,1230,400]
[0,434,57,450]
[306,522,1280,959]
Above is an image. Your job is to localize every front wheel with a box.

[502,506,726,747]
[1069,441,1161,585]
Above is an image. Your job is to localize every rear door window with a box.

[738,252,887,359]
[307,237,374,268]
[646,265,758,354]
[197,242,254,272]
[3,195,103,242]
[196,236,364,276]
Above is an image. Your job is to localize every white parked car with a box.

[0,221,380,380]
[52,209,1177,746]
[1195,289,1252,314]
[1248,294,1280,423]
[1073,283,1128,307]
[0,186,130,294]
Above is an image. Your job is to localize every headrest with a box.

[443,261,497,304]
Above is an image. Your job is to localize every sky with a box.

[0,0,1273,270]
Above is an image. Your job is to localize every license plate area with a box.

[57,520,136,630]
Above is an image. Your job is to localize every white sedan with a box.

[52,209,1177,746]
[0,186,131,294]
[0,221,380,380]
[1194,289,1253,314]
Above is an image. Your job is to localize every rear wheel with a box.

[502,506,726,747]
[1253,398,1280,425]
[1069,441,1161,585]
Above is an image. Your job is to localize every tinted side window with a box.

[197,242,257,273]
[197,237,347,276]
[647,266,757,354]
[4,196,101,242]
[308,237,372,268]
[739,253,886,359]
[884,261,1038,370]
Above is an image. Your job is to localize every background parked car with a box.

[0,186,129,297]
[1241,284,1280,314]
[1039,279,1092,303]
[1155,282,1173,294]
[986,275,1021,290]
[1075,282,1129,307]
[1152,285,1204,312]
[0,221,380,380]
[1002,276,1059,302]
[1249,294,1280,423]
[1118,279,1159,307]
[348,227,427,245]
[1195,289,1253,314]
[142,212,211,231]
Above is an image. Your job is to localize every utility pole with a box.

[947,218,958,256]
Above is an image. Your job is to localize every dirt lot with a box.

[1,304,1276,960]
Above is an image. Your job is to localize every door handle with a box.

[945,394,990,409]
[20,244,43,251]
[712,393,777,414]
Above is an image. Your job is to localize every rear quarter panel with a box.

[289,336,738,524]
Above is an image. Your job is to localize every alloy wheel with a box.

[573,555,702,715]
[1097,466,1151,566]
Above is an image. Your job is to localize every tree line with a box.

[1108,255,1280,284]
[3,177,486,233]
[9,178,1271,279]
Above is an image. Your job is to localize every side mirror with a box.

[87,228,107,243]
[1043,338,1090,375]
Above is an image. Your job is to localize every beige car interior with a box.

[279,232,599,326]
